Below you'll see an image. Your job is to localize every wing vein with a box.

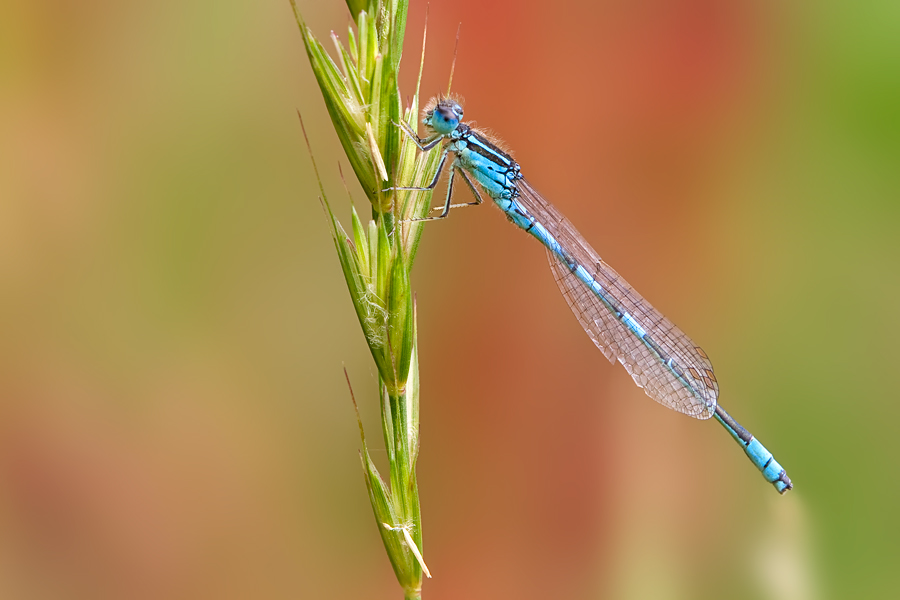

[515,179,718,419]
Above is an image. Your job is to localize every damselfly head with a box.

[423,96,464,135]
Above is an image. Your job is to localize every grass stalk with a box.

[291,0,442,596]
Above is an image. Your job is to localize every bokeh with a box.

[1,1,898,598]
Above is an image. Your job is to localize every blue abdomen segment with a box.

[715,405,792,494]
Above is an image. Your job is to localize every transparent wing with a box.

[515,179,718,419]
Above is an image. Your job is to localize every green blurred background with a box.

[1,0,898,598]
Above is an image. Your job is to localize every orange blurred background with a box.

[2,1,898,598]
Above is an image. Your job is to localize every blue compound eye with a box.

[431,104,461,134]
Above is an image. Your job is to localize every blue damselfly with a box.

[393,97,792,494]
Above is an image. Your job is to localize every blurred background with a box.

[1,0,898,598]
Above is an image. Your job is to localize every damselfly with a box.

[393,96,792,494]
